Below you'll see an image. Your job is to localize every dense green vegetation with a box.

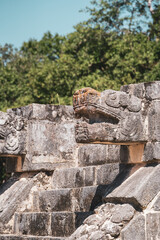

[0,0,160,185]
[0,0,160,111]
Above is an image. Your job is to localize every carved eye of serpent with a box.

[109,93,117,100]
[5,132,19,151]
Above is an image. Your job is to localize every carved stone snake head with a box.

[73,87,148,144]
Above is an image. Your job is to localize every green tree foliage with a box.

[0,0,160,184]
[0,0,159,112]
[86,0,160,33]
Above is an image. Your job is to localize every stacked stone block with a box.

[0,124,120,239]
[1,81,160,239]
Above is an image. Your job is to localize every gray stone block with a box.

[148,100,160,141]
[78,144,120,167]
[73,186,103,212]
[24,119,77,171]
[0,104,78,172]
[0,235,20,240]
[89,230,105,240]
[52,164,119,189]
[110,204,135,223]
[143,142,160,161]
[38,189,72,212]
[101,220,120,237]
[14,213,51,236]
[144,81,160,100]
[121,81,160,100]
[23,236,65,240]
[51,212,75,237]
[83,166,95,186]
[120,82,145,99]
[38,186,103,213]
[96,163,119,185]
[8,104,74,122]
[152,193,160,211]
[52,167,84,189]
[146,213,160,240]
[104,164,160,209]
[0,236,63,240]
[0,175,35,225]
[121,214,145,240]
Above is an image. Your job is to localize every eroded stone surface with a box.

[52,164,119,189]
[51,212,75,237]
[73,87,146,144]
[1,81,160,240]
[69,203,135,240]
[14,213,51,236]
[121,214,145,240]
[146,213,160,240]
[104,164,160,209]
[78,144,120,166]
[73,82,160,165]
[0,172,51,234]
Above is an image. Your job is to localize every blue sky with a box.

[0,0,92,49]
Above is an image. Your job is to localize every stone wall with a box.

[0,81,160,239]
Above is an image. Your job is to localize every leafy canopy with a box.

[0,0,160,111]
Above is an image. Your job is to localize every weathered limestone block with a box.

[0,235,65,240]
[96,163,119,185]
[110,204,135,223]
[0,236,20,240]
[0,172,51,234]
[104,164,160,209]
[73,87,147,144]
[23,105,78,171]
[121,214,145,240]
[52,167,84,189]
[78,144,120,166]
[89,230,106,240]
[73,82,160,163]
[151,192,160,211]
[0,104,79,172]
[38,186,106,213]
[22,237,63,240]
[15,211,76,237]
[69,203,135,240]
[0,110,26,155]
[38,189,72,212]
[0,175,35,229]
[120,82,145,99]
[145,81,160,100]
[148,100,160,141]
[52,164,119,189]
[14,213,51,236]
[51,212,75,237]
[72,186,104,212]
[0,103,121,172]
[121,81,160,100]
[146,213,160,240]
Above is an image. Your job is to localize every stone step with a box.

[0,173,37,226]
[78,144,120,167]
[34,185,107,212]
[0,235,65,240]
[104,163,160,209]
[52,163,119,189]
[14,212,93,238]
